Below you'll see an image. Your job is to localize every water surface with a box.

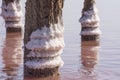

[0,0,120,80]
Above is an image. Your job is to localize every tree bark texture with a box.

[24,0,64,77]
[1,0,22,32]
[79,0,101,41]
[24,0,64,43]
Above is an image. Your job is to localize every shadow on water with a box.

[79,41,100,80]
[0,32,23,80]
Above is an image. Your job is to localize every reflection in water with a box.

[24,72,59,80]
[0,37,6,80]
[79,41,100,80]
[1,32,23,80]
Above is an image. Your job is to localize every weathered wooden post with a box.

[24,73,59,80]
[79,0,101,41]
[1,0,23,32]
[79,0,100,78]
[24,0,64,77]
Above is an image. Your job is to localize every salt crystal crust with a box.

[80,6,100,28]
[26,25,64,57]
[81,28,101,35]
[1,1,22,28]
[5,22,23,28]
[25,56,64,69]
[80,5,101,36]
[25,24,64,69]
[27,49,63,58]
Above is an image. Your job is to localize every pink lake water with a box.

[0,0,120,80]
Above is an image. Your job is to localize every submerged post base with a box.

[6,27,22,32]
[81,35,100,41]
[25,66,59,77]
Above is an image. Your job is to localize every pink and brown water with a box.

[0,0,120,80]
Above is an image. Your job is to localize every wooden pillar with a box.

[24,0,64,77]
[1,0,23,32]
[79,0,101,41]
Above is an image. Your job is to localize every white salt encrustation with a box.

[25,56,64,69]
[25,24,64,69]
[79,3,101,41]
[1,0,23,28]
